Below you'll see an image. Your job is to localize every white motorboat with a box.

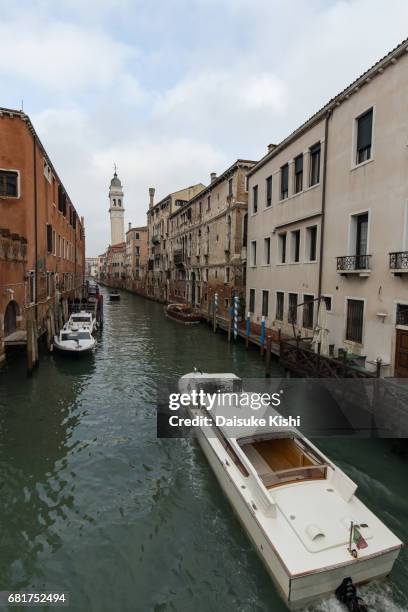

[178,372,403,610]
[53,328,96,356]
[66,310,97,333]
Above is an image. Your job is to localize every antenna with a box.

[114,162,117,175]
[21,99,24,112]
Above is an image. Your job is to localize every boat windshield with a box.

[72,316,91,322]
[61,333,79,341]
[239,436,327,489]
[77,331,91,340]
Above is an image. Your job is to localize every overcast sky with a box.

[1,0,407,255]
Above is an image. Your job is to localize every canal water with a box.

[0,289,407,612]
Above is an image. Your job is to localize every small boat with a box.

[53,328,96,356]
[109,291,120,301]
[178,372,403,610]
[67,310,96,333]
[164,303,201,325]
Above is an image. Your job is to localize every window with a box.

[306,225,317,261]
[356,108,373,165]
[225,267,230,283]
[266,176,272,207]
[323,296,332,312]
[276,292,284,321]
[243,214,248,247]
[251,240,257,266]
[262,290,269,317]
[264,237,271,265]
[228,178,233,196]
[310,143,321,186]
[207,196,211,211]
[288,293,298,324]
[0,170,18,197]
[291,230,300,262]
[249,289,255,313]
[294,154,303,193]
[346,299,364,343]
[46,224,53,253]
[136,232,139,239]
[355,212,368,257]
[252,185,258,213]
[303,294,314,329]
[46,272,53,298]
[278,233,287,263]
[52,229,56,255]
[281,164,289,199]
[27,271,35,304]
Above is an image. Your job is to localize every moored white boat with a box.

[66,310,96,333]
[109,291,120,301]
[53,328,96,356]
[179,372,403,610]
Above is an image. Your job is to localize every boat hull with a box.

[196,432,400,609]
[53,341,95,357]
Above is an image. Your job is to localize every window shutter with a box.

[357,109,373,151]
[46,224,53,252]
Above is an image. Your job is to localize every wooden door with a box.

[395,329,408,377]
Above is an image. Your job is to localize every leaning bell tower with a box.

[108,168,125,245]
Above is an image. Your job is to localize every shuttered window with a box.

[310,143,321,186]
[294,154,303,193]
[46,223,53,253]
[276,292,284,321]
[346,299,364,343]
[266,176,272,207]
[288,293,298,324]
[356,109,373,164]
[281,164,289,199]
[303,294,314,329]
[252,185,258,213]
[249,289,255,313]
[262,290,269,317]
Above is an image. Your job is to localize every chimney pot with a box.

[128,222,132,230]
[268,143,277,153]
[210,172,217,183]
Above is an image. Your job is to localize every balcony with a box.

[174,249,185,267]
[152,233,160,244]
[390,251,408,275]
[336,254,371,276]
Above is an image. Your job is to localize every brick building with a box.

[0,107,85,365]
[124,224,148,294]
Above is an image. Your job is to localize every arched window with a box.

[113,199,116,206]
[118,199,121,206]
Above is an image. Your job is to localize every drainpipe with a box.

[33,135,38,321]
[317,109,332,301]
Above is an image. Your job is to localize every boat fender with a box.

[335,577,368,612]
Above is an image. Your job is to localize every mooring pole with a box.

[245,312,250,348]
[233,295,238,341]
[260,316,265,357]
[213,292,218,333]
[265,335,272,377]
[228,303,232,342]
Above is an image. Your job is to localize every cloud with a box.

[0,16,139,93]
[3,0,408,256]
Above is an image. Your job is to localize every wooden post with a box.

[27,319,38,374]
[265,335,272,377]
[213,293,218,333]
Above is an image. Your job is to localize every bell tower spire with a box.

[108,167,125,245]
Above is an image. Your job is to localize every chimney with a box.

[149,187,155,209]
[128,222,132,231]
[210,172,217,183]
[267,143,277,153]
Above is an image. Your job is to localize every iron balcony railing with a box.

[336,254,371,272]
[390,251,408,270]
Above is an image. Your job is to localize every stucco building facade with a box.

[246,39,408,376]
